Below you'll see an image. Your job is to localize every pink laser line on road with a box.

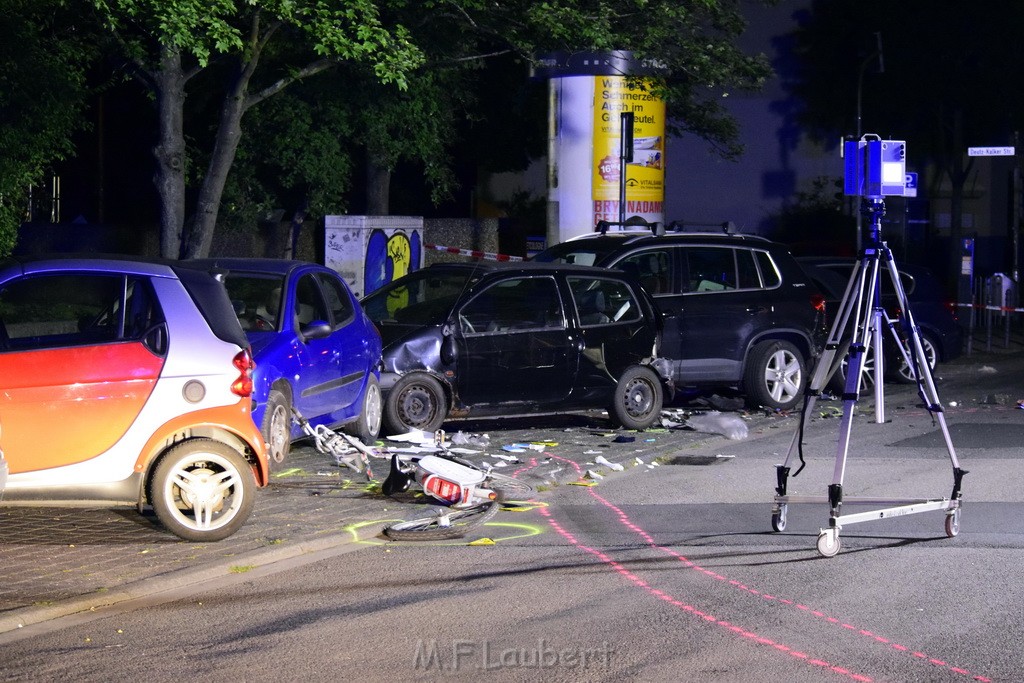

[538,453,991,683]
[536,502,872,681]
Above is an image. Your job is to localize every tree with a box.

[91,0,773,259]
[0,0,96,257]
[777,0,1024,286]
[92,0,423,259]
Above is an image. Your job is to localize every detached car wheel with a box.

[609,365,663,430]
[744,340,806,411]
[347,374,382,444]
[385,374,447,435]
[261,388,292,467]
[150,439,257,542]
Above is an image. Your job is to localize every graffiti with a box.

[364,228,421,297]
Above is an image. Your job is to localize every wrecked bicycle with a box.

[292,409,534,540]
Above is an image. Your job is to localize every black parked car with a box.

[361,262,666,433]
[533,230,825,411]
[797,257,963,387]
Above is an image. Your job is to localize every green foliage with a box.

[12,0,774,257]
[92,0,424,84]
[220,86,357,231]
[0,0,96,256]
[223,1,772,223]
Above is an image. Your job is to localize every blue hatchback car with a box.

[186,259,382,467]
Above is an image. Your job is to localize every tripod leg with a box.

[881,247,963,472]
[777,257,869,474]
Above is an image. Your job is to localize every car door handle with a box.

[746,306,769,314]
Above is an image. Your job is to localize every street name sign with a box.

[968,146,1016,156]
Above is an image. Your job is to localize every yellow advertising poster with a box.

[592,76,666,226]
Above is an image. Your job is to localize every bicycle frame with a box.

[291,408,501,508]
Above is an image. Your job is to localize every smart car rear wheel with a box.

[347,374,382,444]
[609,365,663,430]
[261,388,292,467]
[385,374,447,435]
[744,340,806,411]
[151,439,256,542]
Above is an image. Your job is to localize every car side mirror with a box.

[299,320,332,342]
[441,323,458,364]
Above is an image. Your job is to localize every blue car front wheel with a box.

[346,374,382,444]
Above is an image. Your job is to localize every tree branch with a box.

[245,59,337,109]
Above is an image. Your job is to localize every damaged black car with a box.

[361,262,667,434]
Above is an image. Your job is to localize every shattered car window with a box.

[459,276,565,334]
[568,277,641,326]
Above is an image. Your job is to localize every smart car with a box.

[185,259,382,466]
[0,256,268,541]
[361,262,666,433]
[0,421,7,500]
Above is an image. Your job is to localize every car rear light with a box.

[231,348,255,397]
[811,292,826,313]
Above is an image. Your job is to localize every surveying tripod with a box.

[770,198,966,557]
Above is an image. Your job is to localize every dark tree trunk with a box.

[366,152,391,215]
[152,46,188,259]
[184,68,249,259]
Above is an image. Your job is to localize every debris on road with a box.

[594,455,624,471]
[660,408,749,439]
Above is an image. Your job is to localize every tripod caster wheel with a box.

[771,505,787,532]
[944,508,961,538]
[816,528,841,557]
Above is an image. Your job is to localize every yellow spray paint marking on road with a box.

[344,518,546,546]
[272,468,304,478]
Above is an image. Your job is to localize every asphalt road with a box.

[2,339,1023,681]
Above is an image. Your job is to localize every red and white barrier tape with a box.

[954,302,1024,313]
[424,243,524,262]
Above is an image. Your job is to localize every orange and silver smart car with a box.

[0,257,268,541]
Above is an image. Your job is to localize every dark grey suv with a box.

[534,230,825,410]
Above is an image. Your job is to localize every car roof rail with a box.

[665,220,739,235]
[596,219,664,236]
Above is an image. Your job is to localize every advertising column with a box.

[592,78,666,228]
[533,51,667,245]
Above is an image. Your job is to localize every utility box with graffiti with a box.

[324,215,423,298]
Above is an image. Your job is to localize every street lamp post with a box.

[855,32,885,254]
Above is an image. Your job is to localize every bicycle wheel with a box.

[384,502,500,541]
[486,472,534,502]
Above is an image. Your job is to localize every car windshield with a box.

[362,270,478,326]
[531,240,624,266]
[219,272,286,331]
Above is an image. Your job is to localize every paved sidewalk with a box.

[0,411,765,634]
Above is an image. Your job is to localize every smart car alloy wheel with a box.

[151,439,257,542]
